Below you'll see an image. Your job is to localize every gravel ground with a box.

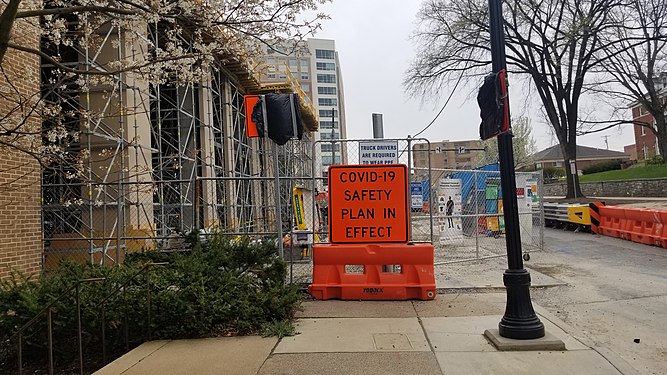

[529,228,667,375]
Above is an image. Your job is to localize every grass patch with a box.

[262,320,297,339]
[578,163,667,182]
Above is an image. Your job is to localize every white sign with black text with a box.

[358,140,399,165]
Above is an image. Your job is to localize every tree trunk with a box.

[0,0,21,65]
[657,132,667,163]
[654,115,667,163]
[561,145,584,199]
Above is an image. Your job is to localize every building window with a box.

[301,72,309,80]
[268,73,276,79]
[643,144,649,159]
[318,86,337,95]
[536,163,543,169]
[641,126,646,136]
[319,109,338,118]
[316,62,336,71]
[317,74,336,83]
[322,155,342,165]
[320,132,339,140]
[555,162,562,167]
[318,98,337,106]
[315,49,335,59]
[320,120,339,129]
[300,58,309,68]
[320,144,341,152]
[639,106,648,115]
[301,83,310,92]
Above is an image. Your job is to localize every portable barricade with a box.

[308,243,436,301]
[598,206,626,238]
[589,202,604,234]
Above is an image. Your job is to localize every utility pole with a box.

[372,113,384,139]
[488,0,545,339]
[331,107,336,165]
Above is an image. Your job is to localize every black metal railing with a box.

[9,262,167,375]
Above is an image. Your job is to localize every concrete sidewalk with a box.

[94,293,638,375]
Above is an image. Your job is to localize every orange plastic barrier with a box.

[308,243,436,301]
[660,212,667,248]
[598,206,626,238]
[597,206,667,248]
[623,209,659,245]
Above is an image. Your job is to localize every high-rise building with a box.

[260,38,347,185]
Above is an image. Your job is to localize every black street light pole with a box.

[488,0,545,339]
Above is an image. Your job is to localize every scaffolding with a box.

[40,16,317,268]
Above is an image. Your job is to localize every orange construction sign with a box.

[328,164,409,243]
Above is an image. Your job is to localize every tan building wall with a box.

[413,140,484,170]
[0,3,43,279]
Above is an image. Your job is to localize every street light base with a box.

[499,268,545,339]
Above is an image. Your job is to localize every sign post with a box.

[328,165,409,243]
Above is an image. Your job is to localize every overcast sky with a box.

[311,0,633,153]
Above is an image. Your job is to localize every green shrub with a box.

[542,166,565,181]
[0,235,301,374]
[582,160,622,175]
[646,155,664,165]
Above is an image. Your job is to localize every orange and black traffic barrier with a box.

[589,202,604,234]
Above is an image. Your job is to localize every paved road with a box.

[528,228,667,375]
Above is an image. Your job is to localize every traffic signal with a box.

[477,70,509,140]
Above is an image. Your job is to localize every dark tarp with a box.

[251,93,304,145]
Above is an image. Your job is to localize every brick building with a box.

[631,105,662,161]
[0,1,43,280]
[530,145,630,174]
[412,140,484,170]
[629,72,666,161]
[624,144,638,161]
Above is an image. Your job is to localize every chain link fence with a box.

[415,167,544,267]
[307,138,544,286]
[43,135,544,288]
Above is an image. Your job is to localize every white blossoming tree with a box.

[0,0,329,168]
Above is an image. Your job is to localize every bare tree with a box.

[583,0,667,161]
[405,0,626,198]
